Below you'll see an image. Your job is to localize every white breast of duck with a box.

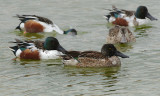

[124,15,149,26]
[39,50,64,59]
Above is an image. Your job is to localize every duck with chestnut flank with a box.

[9,37,67,60]
[104,5,158,26]
[15,15,77,35]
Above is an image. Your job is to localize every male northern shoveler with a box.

[9,37,68,60]
[106,25,136,44]
[15,15,77,35]
[61,44,129,67]
[105,5,158,26]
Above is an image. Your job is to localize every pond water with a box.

[0,0,160,96]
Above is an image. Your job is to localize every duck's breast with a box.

[39,50,63,59]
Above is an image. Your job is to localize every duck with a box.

[15,15,77,35]
[104,5,158,26]
[61,44,129,67]
[9,37,68,60]
[106,18,136,44]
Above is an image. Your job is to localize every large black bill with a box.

[57,45,68,54]
[146,12,158,21]
[115,51,129,58]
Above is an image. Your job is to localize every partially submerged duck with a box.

[61,44,129,67]
[15,15,77,35]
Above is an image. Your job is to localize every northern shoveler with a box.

[15,15,77,35]
[105,5,158,26]
[9,37,68,60]
[106,25,136,44]
[61,44,129,67]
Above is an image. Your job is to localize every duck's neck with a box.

[64,29,77,35]
[64,29,72,34]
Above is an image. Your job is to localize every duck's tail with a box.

[9,46,19,56]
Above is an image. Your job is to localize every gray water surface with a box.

[0,0,160,96]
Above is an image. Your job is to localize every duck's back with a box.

[76,56,121,67]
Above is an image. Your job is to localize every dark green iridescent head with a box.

[44,37,59,50]
[43,37,67,54]
[101,44,129,58]
[64,29,77,36]
[135,6,157,20]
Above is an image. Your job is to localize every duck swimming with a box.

[106,25,136,44]
[9,37,67,60]
[61,44,129,67]
[105,5,158,26]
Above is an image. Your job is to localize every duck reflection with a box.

[63,66,120,77]
[114,43,134,52]
[14,30,45,39]
[14,30,58,40]
[134,24,153,38]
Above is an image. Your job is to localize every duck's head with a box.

[135,6,157,21]
[64,28,77,36]
[101,44,129,58]
[44,37,67,54]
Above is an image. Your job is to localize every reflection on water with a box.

[115,43,134,52]
[63,66,120,77]
[134,24,153,38]
[63,66,121,95]
[12,58,63,66]
[106,23,114,29]
[134,24,153,31]
[12,59,41,66]
[13,30,57,40]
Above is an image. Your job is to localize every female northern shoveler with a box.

[61,44,129,67]
[15,15,77,35]
[9,37,67,60]
[105,5,158,26]
[106,25,136,44]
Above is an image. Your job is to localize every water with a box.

[0,0,160,96]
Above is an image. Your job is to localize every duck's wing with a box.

[79,51,105,59]
[121,10,135,17]
[60,51,81,60]
[105,5,135,19]
[15,14,53,24]
[112,5,135,16]
[25,40,44,49]
[104,5,124,21]
[9,39,44,49]
[9,39,31,47]
[33,15,53,24]
[32,40,44,49]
